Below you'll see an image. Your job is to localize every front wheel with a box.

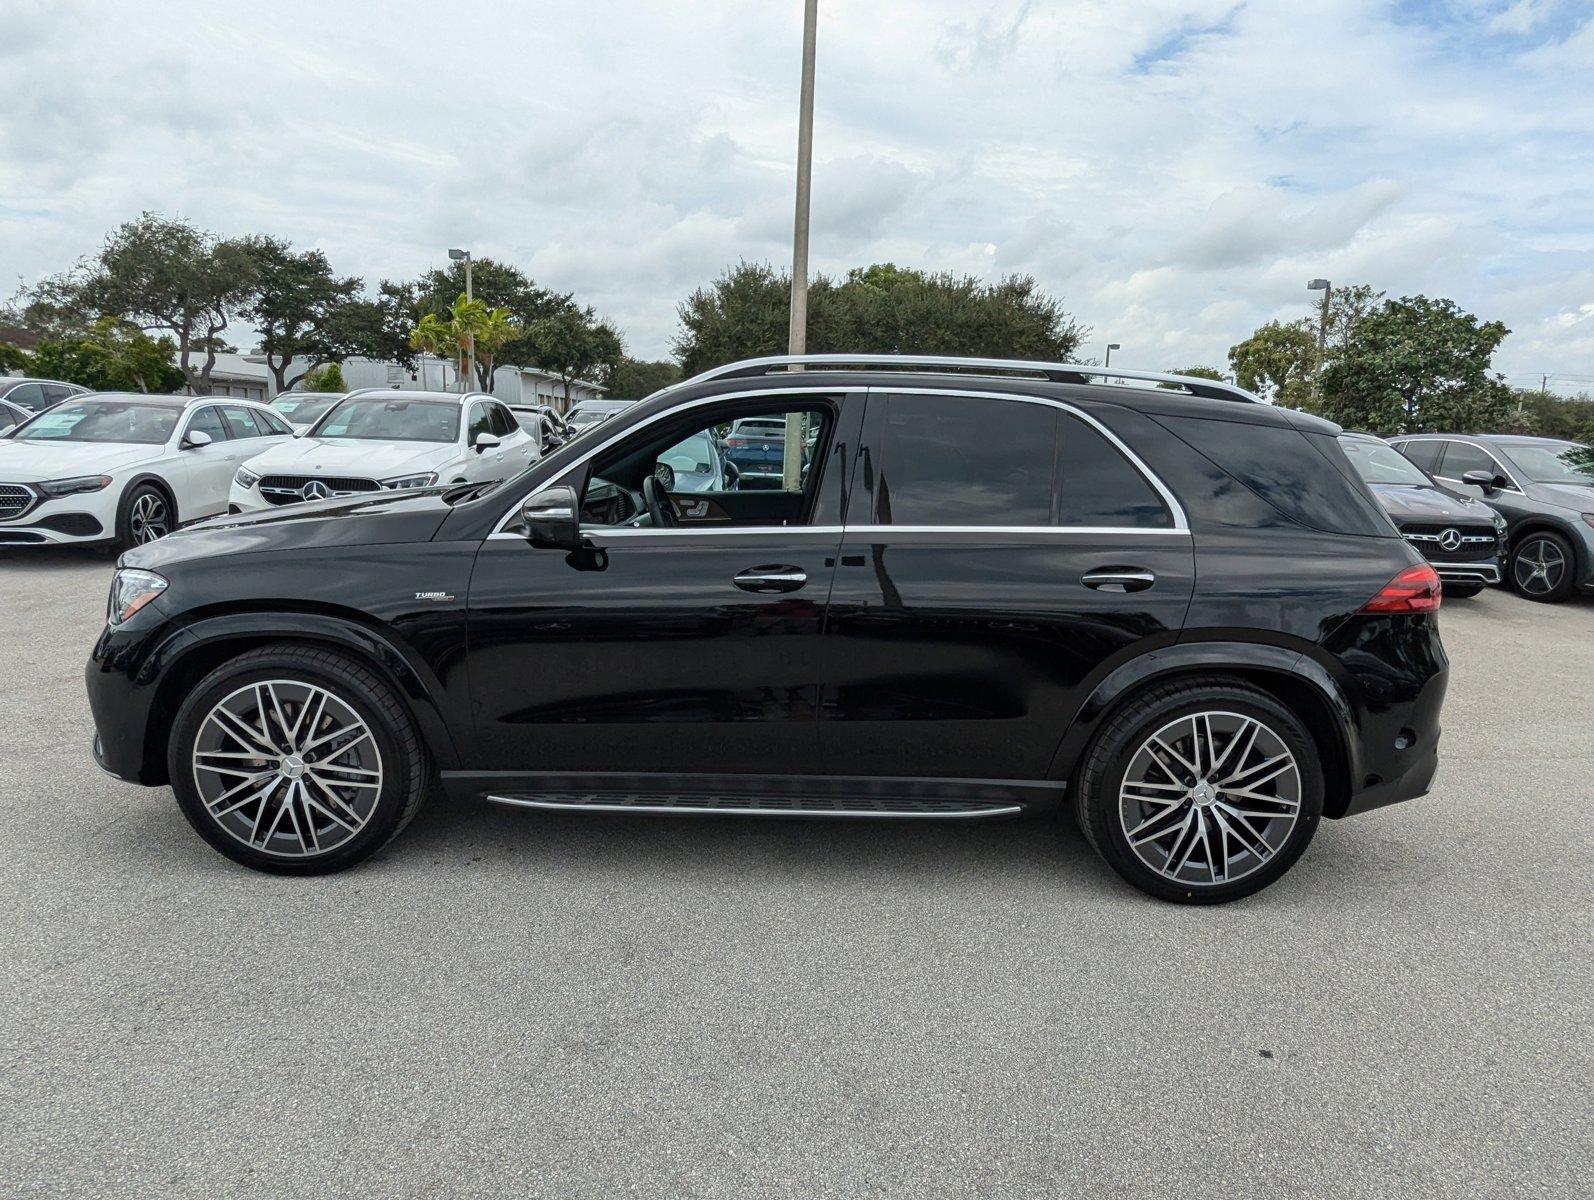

[1509,531,1577,603]
[115,483,174,551]
[1074,678,1324,904]
[168,645,428,874]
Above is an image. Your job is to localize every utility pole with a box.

[450,248,474,392]
[783,0,818,492]
[1307,278,1331,404]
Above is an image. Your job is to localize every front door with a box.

[464,392,860,777]
[819,389,1196,780]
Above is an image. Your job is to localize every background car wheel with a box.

[1073,677,1324,904]
[1509,531,1577,603]
[115,483,174,551]
[1445,583,1484,599]
[167,644,428,875]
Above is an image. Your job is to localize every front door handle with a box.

[1082,567,1156,593]
[733,565,807,594]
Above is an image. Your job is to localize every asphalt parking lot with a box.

[1,549,1589,1199]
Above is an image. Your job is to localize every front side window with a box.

[873,394,1171,529]
[1339,437,1432,486]
[467,402,494,444]
[1439,441,1504,481]
[315,398,461,443]
[4,383,47,411]
[186,406,231,443]
[489,403,518,438]
[13,400,181,444]
[1497,441,1592,485]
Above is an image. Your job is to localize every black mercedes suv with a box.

[87,356,1449,904]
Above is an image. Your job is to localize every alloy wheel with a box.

[190,679,384,858]
[130,492,171,544]
[1118,711,1301,888]
[1513,537,1566,595]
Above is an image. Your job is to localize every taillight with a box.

[1362,563,1442,614]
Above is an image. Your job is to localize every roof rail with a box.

[679,354,1265,405]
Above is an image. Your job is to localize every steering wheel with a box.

[642,475,679,527]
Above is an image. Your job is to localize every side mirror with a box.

[474,432,501,454]
[181,429,213,450]
[1460,468,1499,493]
[292,426,310,438]
[520,485,581,549]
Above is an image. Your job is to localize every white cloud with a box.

[0,0,1589,391]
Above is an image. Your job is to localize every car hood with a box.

[1367,483,1494,525]
[0,439,162,481]
[241,437,458,478]
[122,489,457,571]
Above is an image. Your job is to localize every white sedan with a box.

[0,394,294,550]
[229,390,537,512]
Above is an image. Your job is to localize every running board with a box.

[485,793,1023,820]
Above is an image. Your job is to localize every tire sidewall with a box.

[1082,687,1325,905]
[168,655,413,875]
[1509,531,1576,603]
[115,482,172,552]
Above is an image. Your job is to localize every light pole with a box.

[783,0,818,492]
[1104,342,1120,368]
[450,248,473,392]
[1307,278,1331,361]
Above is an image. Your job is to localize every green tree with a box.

[0,341,31,373]
[297,361,347,392]
[401,258,570,375]
[528,308,625,405]
[242,238,363,392]
[672,261,1086,376]
[472,305,521,391]
[1317,296,1512,435]
[607,357,682,398]
[29,213,258,393]
[1227,320,1319,405]
[27,317,185,392]
[1157,364,1225,389]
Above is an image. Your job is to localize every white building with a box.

[196,352,606,413]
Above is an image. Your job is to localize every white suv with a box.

[229,390,537,511]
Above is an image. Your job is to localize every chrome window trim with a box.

[487,384,1190,538]
[1416,437,1524,495]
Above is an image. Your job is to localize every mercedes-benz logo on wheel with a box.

[300,480,331,501]
[1438,527,1463,552]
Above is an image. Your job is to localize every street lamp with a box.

[450,248,473,393]
[1104,342,1120,368]
[1307,278,1331,361]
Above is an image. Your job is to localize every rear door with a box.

[818,388,1195,781]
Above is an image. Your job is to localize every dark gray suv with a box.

[1392,434,1594,603]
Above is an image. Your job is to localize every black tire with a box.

[114,482,175,551]
[167,644,428,875]
[1444,583,1484,599]
[1074,676,1324,905]
[1508,530,1578,603]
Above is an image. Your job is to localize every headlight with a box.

[381,473,438,490]
[107,569,168,626]
[38,474,112,497]
[234,467,260,489]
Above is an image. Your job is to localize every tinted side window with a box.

[1056,415,1171,528]
[219,404,266,438]
[489,403,517,437]
[5,383,47,411]
[1160,415,1391,537]
[467,403,493,443]
[186,406,231,442]
[256,408,292,436]
[1438,441,1497,478]
[1398,440,1443,472]
[877,394,1056,526]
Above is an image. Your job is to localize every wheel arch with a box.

[1507,517,1584,577]
[121,471,181,527]
[140,613,462,786]
[1048,642,1358,819]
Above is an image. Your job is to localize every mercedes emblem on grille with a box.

[1438,527,1463,552]
[300,480,332,501]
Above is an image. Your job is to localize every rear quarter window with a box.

[1158,415,1394,537]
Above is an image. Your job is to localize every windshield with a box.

[567,409,609,428]
[1339,437,1432,486]
[273,396,340,425]
[13,400,180,445]
[1499,441,1593,485]
[312,398,460,442]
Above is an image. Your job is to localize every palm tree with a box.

[472,305,520,391]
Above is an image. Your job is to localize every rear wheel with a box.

[1509,531,1577,603]
[168,645,427,874]
[1074,678,1324,904]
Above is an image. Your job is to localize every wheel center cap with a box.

[279,754,306,780]
[1192,781,1217,807]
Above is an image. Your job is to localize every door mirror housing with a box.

[474,432,501,454]
[520,485,581,549]
[1460,468,1502,493]
[181,429,213,450]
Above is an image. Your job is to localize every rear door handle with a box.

[1082,567,1156,593]
[733,565,807,594]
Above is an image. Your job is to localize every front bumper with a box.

[0,482,117,543]
[227,482,272,513]
[1432,559,1502,586]
[85,606,195,785]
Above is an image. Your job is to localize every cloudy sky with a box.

[2,0,1591,391]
